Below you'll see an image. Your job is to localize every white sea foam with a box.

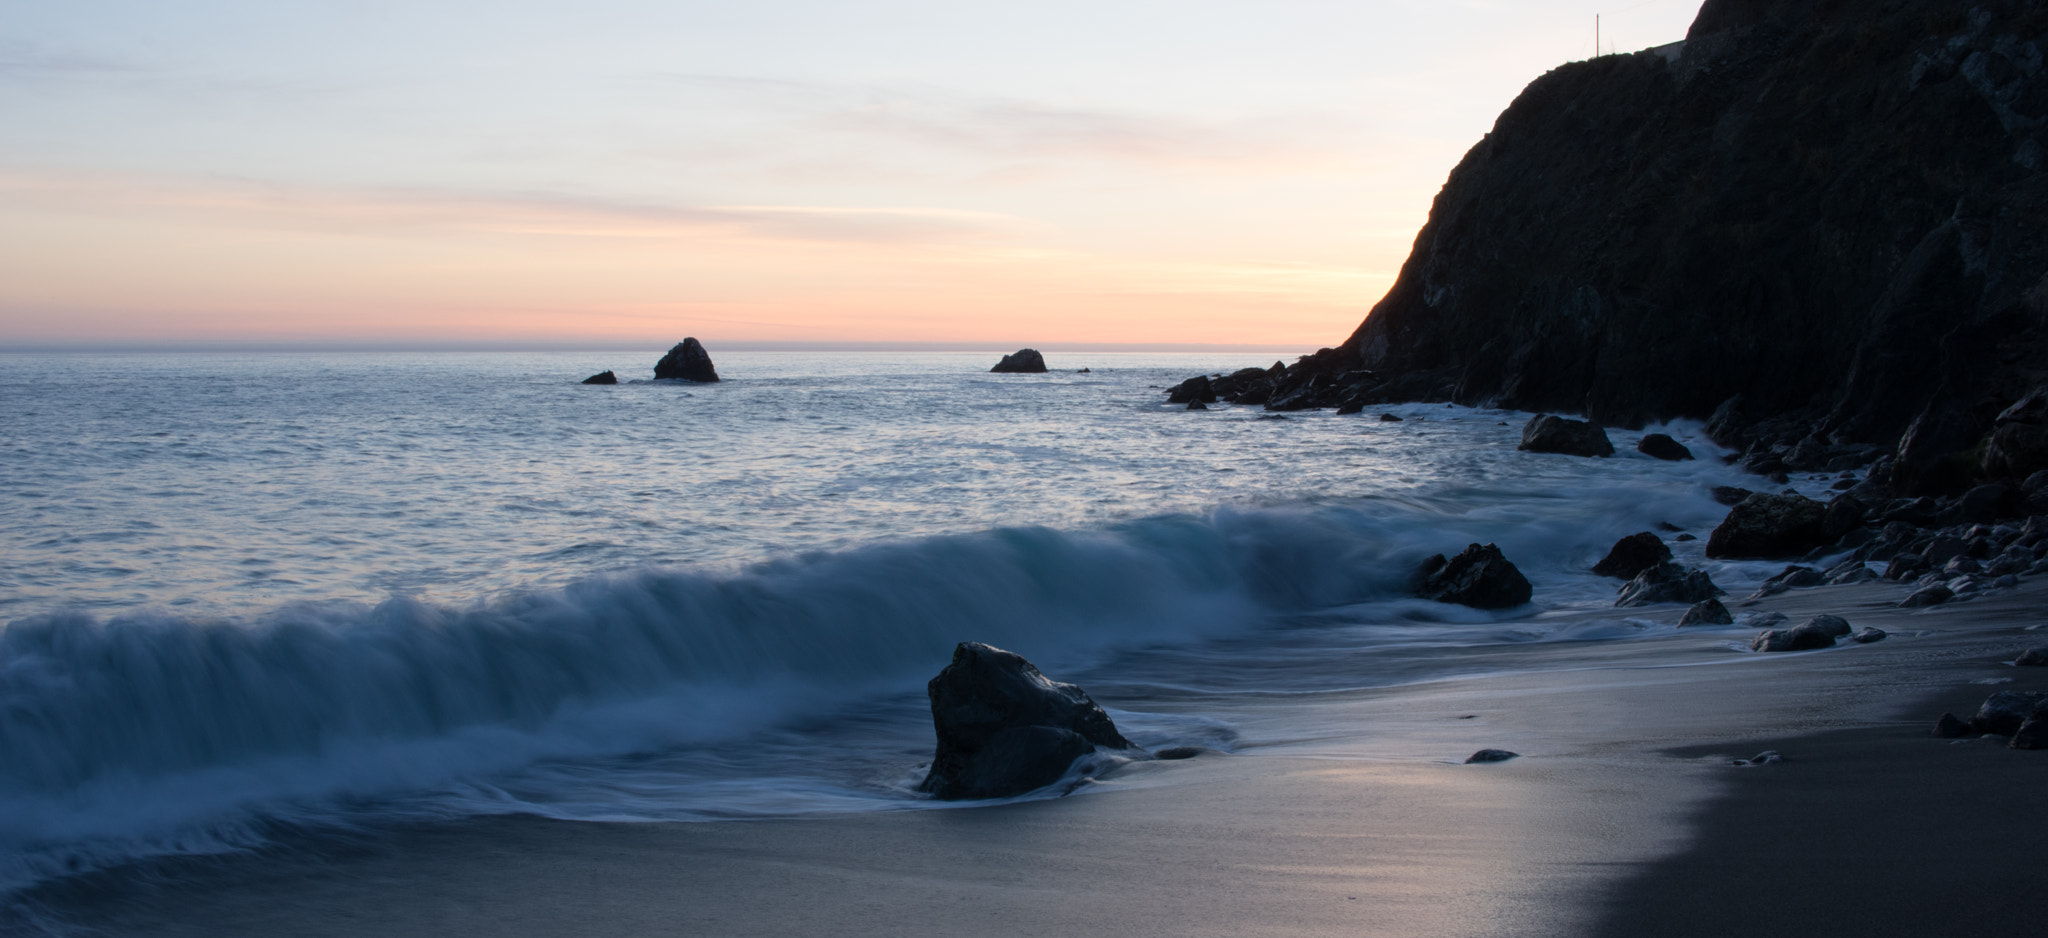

[0,350,1823,897]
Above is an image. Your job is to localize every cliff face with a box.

[1343,0,2048,461]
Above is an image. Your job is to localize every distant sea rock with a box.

[919,642,1133,800]
[580,370,617,385]
[990,349,1049,373]
[654,338,720,382]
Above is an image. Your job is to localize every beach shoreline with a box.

[33,576,2048,937]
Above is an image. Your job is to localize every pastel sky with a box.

[0,1,1702,349]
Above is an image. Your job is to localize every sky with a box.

[0,1,1704,350]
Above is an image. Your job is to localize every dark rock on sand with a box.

[1593,532,1672,580]
[1677,598,1734,627]
[1706,493,1828,559]
[1901,584,1955,608]
[1153,747,1205,760]
[1749,564,1823,599]
[1804,615,1853,639]
[1517,415,1614,457]
[1972,691,2047,737]
[2015,647,2048,667]
[653,338,720,382]
[1851,627,1887,644]
[1636,434,1694,461]
[1616,562,1721,607]
[1750,624,1837,653]
[990,349,1049,373]
[1415,543,1533,609]
[1934,712,1976,738]
[2011,715,2048,750]
[580,370,618,385]
[919,642,1133,800]
[1953,484,2017,524]
[1465,749,1520,764]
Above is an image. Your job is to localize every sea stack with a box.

[990,349,1048,373]
[654,338,719,382]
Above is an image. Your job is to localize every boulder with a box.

[1711,486,1756,507]
[1464,749,1520,764]
[1616,562,1722,607]
[990,349,1049,373]
[1677,598,1734,627]
[2015,647,2048,667]
[1517,415,1614,457]
[2011,715,2048,750]
[1167,375,1217,404]
[1751,624,1838,652]
[1900,584,1954,607]
[653,338,720,382]
[1804,615,1852,639]
[1705,493,1828,559]
[1749,564,1823,598]
[1186,400,1208,411]
[1851,626,1888,644]
[580,370,618,385]
[1637,433,1694,461]
[1934,712,1975,738]
[1415,543,1533,609]
[918,642,1134,800]
[1971,691,2047,737]
[1592,532,1672,580]
[1953,484,2016,524]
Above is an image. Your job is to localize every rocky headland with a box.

[1169,0,2046,502]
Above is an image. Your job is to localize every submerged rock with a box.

[919,642,1134,800]
[1593,532,1672,580]
[2014,647,2048,667]
[1415,543,1533,609]
[1851,626,1888,644]
[653,338,720,382]
[1464,749,1520,764]
[990,349,1049,373]
[1706,493,1828,559]
[580,370,618,385]
[1517,414,1614,457]
[1616,562,1721,607]
[1677,598,1734,627]
[1636,433,1694,461]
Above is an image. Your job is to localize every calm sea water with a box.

[0,350,1793,907]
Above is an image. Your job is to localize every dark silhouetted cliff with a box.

[1198,0,2046,489]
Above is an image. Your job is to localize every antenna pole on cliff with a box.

[1596,14,1600,58]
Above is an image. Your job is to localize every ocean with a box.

[0,350,1805,920]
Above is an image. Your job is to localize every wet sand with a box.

[42,579,2048,937]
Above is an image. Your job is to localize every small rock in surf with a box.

[1465,749,1519,763]
[919,642,1134,800]
[1517,414,1615,457]
[580,370,618,385]
[1414,543,1533,609]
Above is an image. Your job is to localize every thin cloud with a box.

[641,73,1376,173]
[0,169,1032,245]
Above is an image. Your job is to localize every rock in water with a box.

[1464,749,1519,764]
[653,338,720,382]
[1705,493,1828,559]
[1851,626,1887,644]
[1616,562,1721,607]
[1415,543,1533,609]
[1934,712,1975,738]
[580,370,617,385]
[919,642,1133,800]
[2016,647,2048,667]
[1637,433,1694,461]
[1517,415,1614,457]
[1677,598,1734,627]
[1592,531,1672,580]
[990,349,1048,373]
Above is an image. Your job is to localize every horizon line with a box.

[0,339,1321,355]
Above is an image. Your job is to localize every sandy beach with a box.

[35,575,2047,938]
